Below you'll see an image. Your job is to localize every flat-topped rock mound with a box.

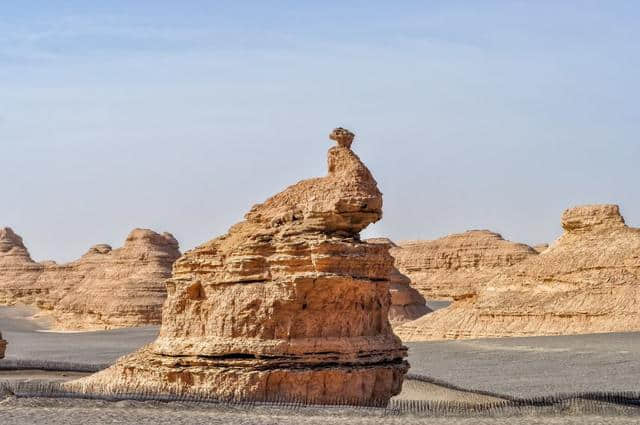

[391,230,538,300]
[0,227,180,330]
[396,204,640,341]
[72,129,408,405]
[366,238,431,326]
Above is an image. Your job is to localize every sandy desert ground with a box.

[1,305,639,423]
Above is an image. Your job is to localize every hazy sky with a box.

[2,1,639,262]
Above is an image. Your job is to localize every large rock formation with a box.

[396,205,640,341]
[366,238,432,326]
[391,230,538,300]
[0,227,180,330]
[72,129,408,405]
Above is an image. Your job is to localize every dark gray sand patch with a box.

[0,370,89,383]
[0,304,53,331]
[0,305,158,364]
[406,332,640,398]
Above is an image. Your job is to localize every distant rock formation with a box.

[0,227,45,306]
[391,230,538,301]
[396,205,640,341]
[72,129,408,405]
[366,238,432,326]
[533,244,549,253]
[0,227,180,330]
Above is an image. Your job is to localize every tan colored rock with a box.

[329,127,355,149]
[0,227,180,330]
[396,204,640,341]
[72,129,408,405]
[0,227,45,306]
[391,230,538,301]
[366,238,432,326]
[533,243,549,253]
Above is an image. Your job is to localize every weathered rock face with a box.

[0,331,6,359]
[0,227,180,330]
[0,227,45,306]
[52,229,180,330]
[396,205,640,341]
[366,238,432,326]
[391,230,538,301]
[73,129,408,405]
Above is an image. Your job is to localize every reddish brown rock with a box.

[391,230,538,301]
[0,331,6,359]
[0,227,180,330]
[396,205,640,341]
[366,238,431,326]
[72,129,408,405]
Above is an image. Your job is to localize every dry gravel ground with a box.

[0,305,158,365]
[0,397,638,425]
[407,332,640,398]
[2,305,640,423]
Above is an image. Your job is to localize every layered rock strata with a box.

[72,129,408,405]
[396,205,640,341]
[366,238,432,326]
[0,227,180,330]
[391,230,538,300]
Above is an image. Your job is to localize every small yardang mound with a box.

[71,129,408,405]
[366,238,432,326]
[391,230,537,301]
[396,204,640,341]
[0,227,180,330]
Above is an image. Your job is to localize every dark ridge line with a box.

[405,373,516,401]
[0,359,108,373]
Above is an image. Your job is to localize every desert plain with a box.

[1,129,639,424]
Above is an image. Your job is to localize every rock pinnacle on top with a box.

[329,127,355,149]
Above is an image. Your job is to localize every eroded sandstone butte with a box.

[72,129,408,405]
[0,227,180,330]
[366,238,431,326]
[391,230,538,301]
[396,205,640,341]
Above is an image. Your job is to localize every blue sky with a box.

[2,1,640,261]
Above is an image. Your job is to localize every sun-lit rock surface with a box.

[396,204,640,341]
[72,129,408,405]
[391,230,538,301]
[366,238,432,326]
[0,227,180,330]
